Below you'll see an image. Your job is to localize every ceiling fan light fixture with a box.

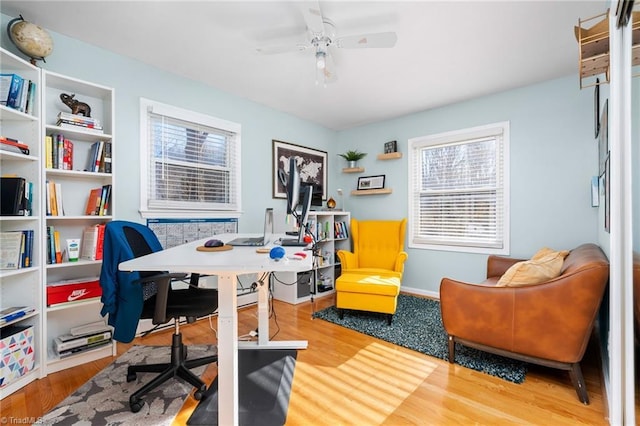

[315,51,326,69]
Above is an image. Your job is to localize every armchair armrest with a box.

[394,251,409,274]
[486,255,524,279]
[337,250,358,270]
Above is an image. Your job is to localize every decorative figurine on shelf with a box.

[60,93,92,117]
[326,197,336,209]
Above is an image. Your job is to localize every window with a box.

[140,99,241,218]
[408,122,509,254]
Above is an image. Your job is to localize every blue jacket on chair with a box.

[99,220,163,343]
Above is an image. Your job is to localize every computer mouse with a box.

[204,239,224,248]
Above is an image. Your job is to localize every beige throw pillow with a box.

[497,249,569,287]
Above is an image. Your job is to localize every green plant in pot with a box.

[338,150,367,168]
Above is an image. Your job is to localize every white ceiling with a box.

[1,1,606,130]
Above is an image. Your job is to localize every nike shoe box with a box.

[0,325,35,388]
[47,277,101,306]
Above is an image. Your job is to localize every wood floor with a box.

[3,293,609,425]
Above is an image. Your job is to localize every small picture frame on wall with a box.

[384,140,397,154]
[357,175,385,190]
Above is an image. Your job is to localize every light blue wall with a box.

[0,14,337,232]
[2,14,599,294]
[336,76,598,292]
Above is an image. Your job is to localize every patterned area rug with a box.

[313,294,527,383]
[38,345,215,425]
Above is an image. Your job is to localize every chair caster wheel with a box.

[126,372,137,382]
[194,384,207,401]
[129,397,144,413]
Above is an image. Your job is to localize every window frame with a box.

[139,98,242,219]
[408,121,510,255]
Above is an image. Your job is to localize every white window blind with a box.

[408,122,509,254]
[140,99,241,217]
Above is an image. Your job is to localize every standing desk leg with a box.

[217,274,239,426]
[238,274,307,350]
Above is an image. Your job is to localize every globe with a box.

[7,16,53,65]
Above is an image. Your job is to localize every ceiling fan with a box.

[256,2,397,85]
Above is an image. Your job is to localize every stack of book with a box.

[56,112,103,134]
[84,184,111,216]
[54,321,112,358]
[85,141,112,173]
[0,73,37,115]
[0,230,34,269]
[44,134,74,170]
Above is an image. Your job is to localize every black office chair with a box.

[99,221,219,413]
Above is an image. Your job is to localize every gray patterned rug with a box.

[313,294,527,383]
[38,345,215,425]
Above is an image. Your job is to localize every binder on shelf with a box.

[0,177,27,216]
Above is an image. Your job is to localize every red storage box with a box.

[47,277,102,306]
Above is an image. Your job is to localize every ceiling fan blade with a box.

[336,31,398,49]
[300,1,325,36]
[256,44,309,55]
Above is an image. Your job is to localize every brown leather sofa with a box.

[440,243,609,404]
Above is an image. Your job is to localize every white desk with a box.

[118,234,312,426]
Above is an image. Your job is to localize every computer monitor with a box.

[282,176,313,246]
[285,157,300,215]
[300,182,323,208]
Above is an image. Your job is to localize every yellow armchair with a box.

[335,218,408,324]
[337,218,408,278]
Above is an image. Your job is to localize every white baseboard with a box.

[401,285,439,300]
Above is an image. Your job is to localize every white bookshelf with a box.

[41,70,116,373]
[272,211,350,304]
[0,47,43,398]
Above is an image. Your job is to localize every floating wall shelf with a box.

[351,188,392,196]
[342,167,364,173]
[377,152,402,160]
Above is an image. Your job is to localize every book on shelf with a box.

[63,138,73,170]
[0,306,35,325]
[80,223,105,261]
[56,338,112,358]
[46,225,57,264]
[0,73,22,109]
[45,180,65,216]
[54,329,112,353]
[86,141,106,172]
[0,231,23,269]
[44,135,53,168]
[21,229,34,268]
[57,121,104,134]
[99,141,112,173]
[0,74,36,114]
[99,184,111,216]
[85,187,103,215]
[53,230,62,264]
[57,111,102,127]
[0,136,30,155]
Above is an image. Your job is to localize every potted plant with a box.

[338,150,367,168]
